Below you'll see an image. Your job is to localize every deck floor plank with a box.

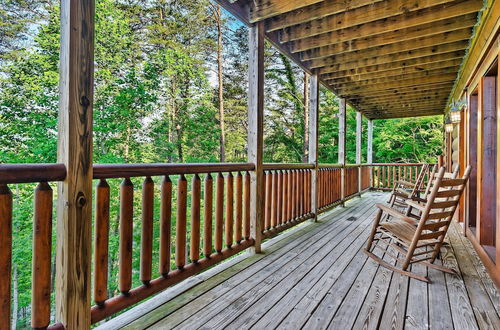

[151,197,375,329]
[96,192,498,330]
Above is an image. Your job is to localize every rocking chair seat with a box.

[380,221,417,246]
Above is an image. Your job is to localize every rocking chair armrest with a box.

[395,180,415,188]
[411,196,427,203]
[375,203,418,225]
[406,200,426,211]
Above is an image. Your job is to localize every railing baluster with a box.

[235,172,243,243]
[265,171,272,230]
[283,170,289,222]
[215,173,224,252]
[191,174,201,262]
[225,172,234,248]
[32,182,52,329]
[0,184,12,325]
[203,174,213,256]
[286,170,291,221]
[141,177,154,284]
[277,170,283,225]
[244,171,251,240]
[119,178,134,293]
[176,175,188,269]
[94,179,110,305]
[271,171,278,227]
[160,175,172,275]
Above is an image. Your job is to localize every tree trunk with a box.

[215,4,226,162]
[303,72,310,163]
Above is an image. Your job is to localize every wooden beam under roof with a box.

[328,67,460,85]
[265,0,382,31]
[335,79,456,96]
[290,12,478,53]
[249,0,323,23]
[341,82,455,98]
[333,73,458,92]
[322,59,463,82]
[363,110,444,119]
[309,41,468,70]
[358,99,448,109]
[218,0,483,119]
[281,0,456,42]
[349,90,451,102]
[322,52,465,78]
[301,28,473,61]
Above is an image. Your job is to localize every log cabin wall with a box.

[448,0,500,287]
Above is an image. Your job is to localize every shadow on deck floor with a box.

[98,192,500,330]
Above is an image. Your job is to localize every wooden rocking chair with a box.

[387,163,431,209]
[364,165,472,282]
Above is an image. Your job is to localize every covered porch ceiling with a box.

[217,0,484,119]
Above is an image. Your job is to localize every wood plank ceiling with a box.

[218,0,484,119]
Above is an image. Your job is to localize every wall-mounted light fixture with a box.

[450,105,461,124]
[445,117,454,133]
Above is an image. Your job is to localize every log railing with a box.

[261,164,314,238]
[1,161,427,327]
[317,166,342,211]
[90,163,255,323]
[344,166,360,198]
[371,163,430,190]
[0,164,66,329]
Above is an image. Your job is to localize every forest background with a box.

[0,0,444,327]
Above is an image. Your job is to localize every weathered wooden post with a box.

[356,111,362,195]
[55,0,95,327]
[308,73,319,220]
[338,98,346,206]
[367,119,374,187]
[248,21,265,253]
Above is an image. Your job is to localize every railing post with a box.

[356,111,362,195]
[308,73,319,221]
[367,119,373,187]
[248,21,265,253]
[55,0,95,327]
[338,98,346,206]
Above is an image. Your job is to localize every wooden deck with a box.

[99,192,500,330]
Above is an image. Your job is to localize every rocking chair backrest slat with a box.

[403,165,472,269]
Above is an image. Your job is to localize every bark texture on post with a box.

[338,98,346,205]
[56,0,95,327]
[248,21,265,253]
[308,73,319,220]
[356,111,362,194]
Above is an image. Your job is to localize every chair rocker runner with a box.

[364,165,472,282]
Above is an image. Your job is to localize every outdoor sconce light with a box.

[445,118,454,133]
[450,106,461,124]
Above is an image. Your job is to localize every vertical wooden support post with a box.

[248,21,265,253]
[56,0,94,327]
[338,98,346,206]
[477,76,497,246]
[367,119,374,187]
[356,111,362,195]
[308,73,319,221]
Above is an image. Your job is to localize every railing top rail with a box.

[263,163,314,170]
[318,164,362,168]
[369,163,430,166]
[0,163,67,184]
[93,163,256,179]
